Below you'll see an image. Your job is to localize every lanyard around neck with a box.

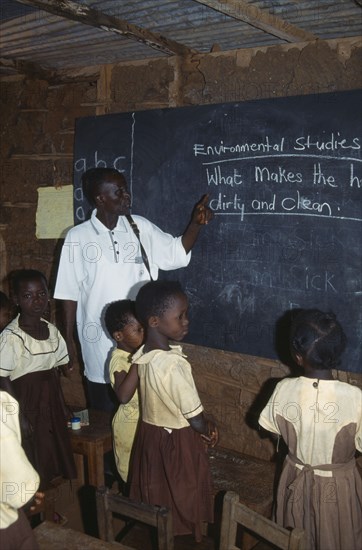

[126,215,153,280]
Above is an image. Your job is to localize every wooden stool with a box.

[69,409,113,488]
[26,477,68,524]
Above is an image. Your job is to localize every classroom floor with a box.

[50,478,276,550]
[50,479,214,549]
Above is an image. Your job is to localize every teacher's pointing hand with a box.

[192,194,214,225]
[181,194,214,254]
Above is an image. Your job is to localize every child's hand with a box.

[208,425,219,447]
[29,491,45,513]
[191,194,214,225]
[201,420,219,448]
[24,492,45,516]
[58,363,73,378]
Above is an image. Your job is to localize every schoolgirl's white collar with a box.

[132,344,187,364]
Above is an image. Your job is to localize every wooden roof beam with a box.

[14,0,197,56]
[0,56,54,79]
[193,0,317,42]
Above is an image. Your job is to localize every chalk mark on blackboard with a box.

[214,212,362,222]
[202,154,362,165]
[130,112,136,199]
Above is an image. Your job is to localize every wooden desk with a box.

[34,521,133,549]
[69,409,113,488]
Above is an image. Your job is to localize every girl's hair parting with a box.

[290,309,346,370]
[82,167,125,205]
[11,269,48,295]
[104,299,137,336]
[136,280,184,326]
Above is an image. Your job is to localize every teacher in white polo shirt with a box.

[54,167,213,412]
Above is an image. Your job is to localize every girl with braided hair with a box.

[259,309,362,550]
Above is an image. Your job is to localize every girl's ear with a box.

[148,315,159,328]
[113,330,123,342]
[294,353,303,366]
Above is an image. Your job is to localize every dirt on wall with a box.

[1,37,361,453]
[106,38,362,111]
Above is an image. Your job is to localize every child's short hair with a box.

[135,280,184,327]
[11,269,48,295]
[104,299,137,337]
[82,167,125,205]
[290,309,346,370]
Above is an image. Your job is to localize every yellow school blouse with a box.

[133,345,203,430]
[109,348,139,482]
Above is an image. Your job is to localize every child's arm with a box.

[52,368,73,422]
[0,375,16,397]
[188,412,218,447]
[58,363,72,378]
[115,363,139,404]
[60,299,77,371]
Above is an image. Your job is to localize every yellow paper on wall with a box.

[36,186,74,239]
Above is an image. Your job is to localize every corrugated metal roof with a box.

[1,0,361,72]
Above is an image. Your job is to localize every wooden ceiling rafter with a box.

[193,0,317,42]
[0,56,54,79]
[3,0,358,78]
[14,0,198,57]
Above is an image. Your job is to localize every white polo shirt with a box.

[54,211,190,383]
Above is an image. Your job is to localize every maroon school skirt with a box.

[0,509,39,550]
[129,421,214,539]
[12,369,76,488]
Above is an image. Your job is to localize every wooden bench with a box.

[34,520,133,549]
[208,447,276,549]
[209,447,276,514]
[220,491,306,550]
[96,487,173,550]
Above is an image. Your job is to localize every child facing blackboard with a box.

[259,309,362,550]
[119,281,218,542]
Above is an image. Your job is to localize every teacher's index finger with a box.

[197,193,210,206]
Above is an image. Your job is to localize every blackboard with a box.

[73,90,362,373]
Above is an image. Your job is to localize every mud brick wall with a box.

[1,37,361,458]
[183,343,362,459]
[0,76,97,406]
